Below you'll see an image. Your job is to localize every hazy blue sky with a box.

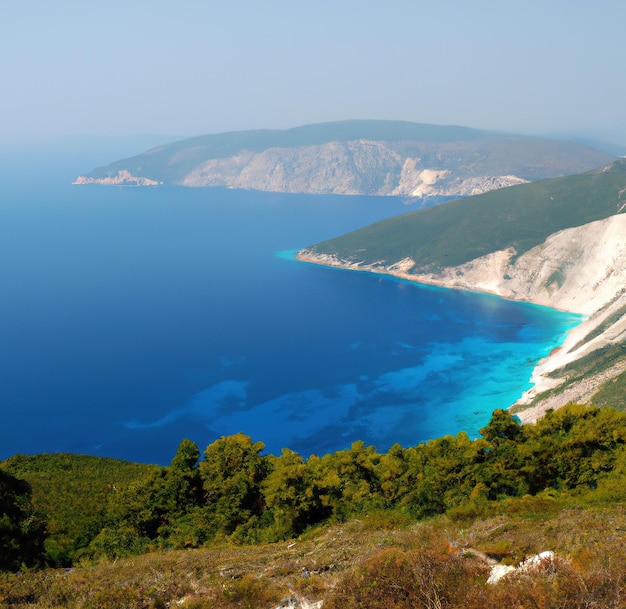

[2,0,625,149]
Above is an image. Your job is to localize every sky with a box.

[1,0,625,151]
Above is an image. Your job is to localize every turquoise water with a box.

[0,160,581,464]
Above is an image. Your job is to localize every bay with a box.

[0,159,580,464]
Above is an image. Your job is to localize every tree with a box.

[479,409,524,445]
[526,405,626,491]
[170,438,201,471]
[476,410,529,500]
[199,433,269,538]
[92,439,204,555]
[0,469,46,571]
[263,448,329,539]
[166,438,203,510]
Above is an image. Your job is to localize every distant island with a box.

[74,120,614,202]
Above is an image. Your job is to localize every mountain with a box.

[73,120,615,200]
[297,159,626,417]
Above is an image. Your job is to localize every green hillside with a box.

[87,120,492,183]
[304,158,626,271]
[83,119,614,185]
[1,405,626,607]
[3,406,626,567]
[1,453,156,566]
[2,505,625,608]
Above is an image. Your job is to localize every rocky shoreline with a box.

[73,170,160,186]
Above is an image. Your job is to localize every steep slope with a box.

[297,159,626,415]
[74,120,614,198]
[3,505,626,608]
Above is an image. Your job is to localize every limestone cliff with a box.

[74,120,615,198]
[180,140,529,198]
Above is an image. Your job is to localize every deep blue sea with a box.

[0,154,581,465]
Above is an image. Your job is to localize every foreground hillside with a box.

[298,159,626,415]
[1,405,626,607]
[2,507,625,608]
[0,454,156,567]
[73,120,614,200]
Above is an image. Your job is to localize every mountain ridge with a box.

[74,120,615,200]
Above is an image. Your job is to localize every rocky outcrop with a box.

[391,163,528,198]
[73,170,160,186]
[487,551,557,585]
[180,140,529,198]
[297,213,626,416]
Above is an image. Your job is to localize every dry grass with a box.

[1,506,625,608]
[0,518,406,609]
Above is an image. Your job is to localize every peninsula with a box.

[297,159,626,417]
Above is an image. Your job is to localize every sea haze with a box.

[0,162,580,465]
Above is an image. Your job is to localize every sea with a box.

[0,151,581,465]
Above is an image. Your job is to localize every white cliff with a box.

[180,140,528,198]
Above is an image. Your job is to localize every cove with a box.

[0,162,580,464]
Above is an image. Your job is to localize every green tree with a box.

[171,438,201,471]
[0,469,46,571]
[166,438,203,510]
[310,441,385,520]
[526,405,626,491]
[263,448,330,539]
[475,410,529,500]
[90,439,204,556]
[399,434,474,516]
[479,409,524,445]
[199,433,269,539]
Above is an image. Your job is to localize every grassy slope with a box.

[1,504,624,608]
[591,370,626,410]
[1,454,156,561]
[306,159,626,271]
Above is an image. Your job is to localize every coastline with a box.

[294,249,590,422]
[294,249,585,314]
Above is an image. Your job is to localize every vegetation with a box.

[512,344,626,415]
[90,120,502,183]
[546,342,626,394]
[2,405,626,568]
[571,300,626,352]
[87,119,613,184]
[0,470,46,572]
[0,490,625,607]
[306,158,626,271]
[0,454,156,567]
[591,369,626,410]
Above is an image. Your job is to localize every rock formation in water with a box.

[73,170,160,186]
